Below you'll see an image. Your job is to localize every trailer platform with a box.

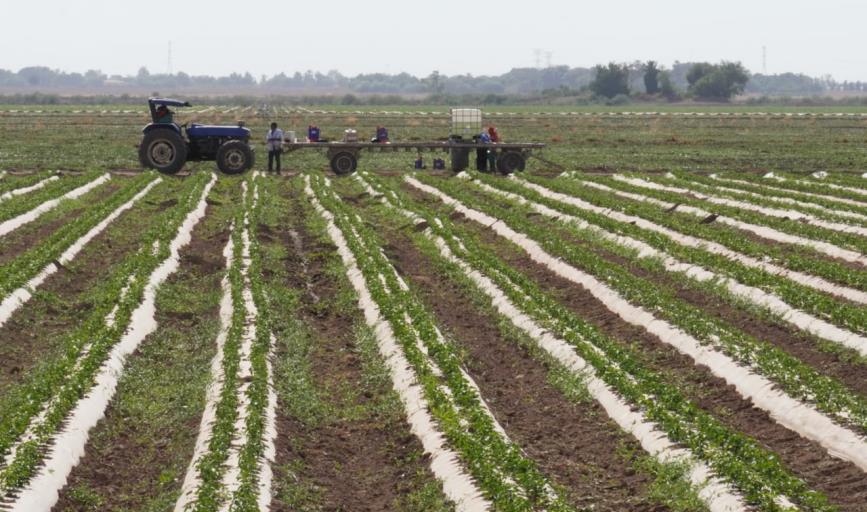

[281,140,546,175]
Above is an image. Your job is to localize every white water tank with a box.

[450,108,482,138]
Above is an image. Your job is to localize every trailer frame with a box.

[281,140,546,175]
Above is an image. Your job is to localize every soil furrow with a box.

[52,189,230,511]
[0,179,181,396]
[515,205,867,400]
[268,184,446,512]
[445,205,867,510]
[0,180,123,266]
[373,215,671,512]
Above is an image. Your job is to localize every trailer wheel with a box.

[330,152,358,175]
[497,151,526,175]
[216,140,254,175]
[139,130,187,174]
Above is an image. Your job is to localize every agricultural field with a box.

[0,106,866,512]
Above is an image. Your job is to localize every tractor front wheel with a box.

[139,130,187,174]
[216,141,254,175]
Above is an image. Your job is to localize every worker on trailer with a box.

[487,125,500,171]
[266,122,284,172]
[155,105,174,124]
[372,125,389,143]
[488,125,501,143]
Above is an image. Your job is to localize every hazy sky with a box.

[3,0,866,80]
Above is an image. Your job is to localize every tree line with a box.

[0,64,862,102]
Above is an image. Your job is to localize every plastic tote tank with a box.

[450,108,482,139]
[449,108,482,171]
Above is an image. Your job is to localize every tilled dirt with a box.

[733,223,867,278]
[0,180,173,396]
[449,208,867,510]
[374,215,669,511]
[0,180,123,266]
[520,210,867,405]
[269,189,443,512]
[52,203,229,511]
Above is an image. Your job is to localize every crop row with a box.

[542,173,867,301]
[616,174,867,237]
[0,172,108,233]
[669,172,867,223]
[595,174,867,259]
[731,172,867,203]
[0,172,214,506]
[307,172,575,511]
[358,171,839,510]
[0,174,59,202]
[471,172,867,344]
[417,173,867,445]
[177,174,277,512]
[0,173,160,323]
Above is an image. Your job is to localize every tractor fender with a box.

[142,123,182,136]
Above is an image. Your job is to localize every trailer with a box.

[277,108,546,175]
[280,140,546,175]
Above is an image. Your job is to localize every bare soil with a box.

[458,213,867,510]
[52,202,229,512]
[524,210,867,404]
[403,177,867,509]
[0,180,123,266]
[269,188,443,512]
[0,180,174,396]
[373,211,669,511]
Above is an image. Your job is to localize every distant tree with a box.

[423,70,445,94]
[84,69,106,86]
[658,71,680,100]
[687,62,749,100]
[686,62,715,87]
[643,61,660,94]
[18,66,56,86]
[341,93,360,105]
[590,62,630,98]
[137,66,150,82]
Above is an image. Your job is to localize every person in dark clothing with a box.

[474,134,488,171]
[476,131,493,172]
[155,105,174,124]
[266,122,284,172]
[372,125,389,143]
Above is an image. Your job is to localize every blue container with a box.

[308,126,320,142]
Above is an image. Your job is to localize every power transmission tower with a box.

[545,51,552,68]
[533,49,542,68]
[168,41,173,75]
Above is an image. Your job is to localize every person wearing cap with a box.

[266,122,284,172]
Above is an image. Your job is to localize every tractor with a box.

[139,98,255,174]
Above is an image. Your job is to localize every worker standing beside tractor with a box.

[266,122,284,172]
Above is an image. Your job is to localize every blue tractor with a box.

[139,98,255,174]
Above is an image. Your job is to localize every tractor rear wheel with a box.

[139,130,187,174]
[216,140,254,175]
[330,152,358,175]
